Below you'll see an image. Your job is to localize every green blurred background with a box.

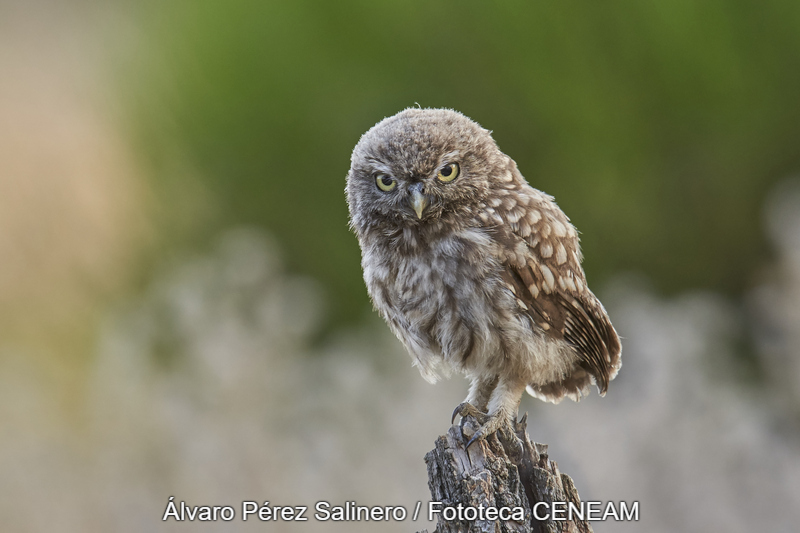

[127,0,800,329]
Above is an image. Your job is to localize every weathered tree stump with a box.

[419,415,592,533]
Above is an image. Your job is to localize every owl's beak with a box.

[408,183,428,219]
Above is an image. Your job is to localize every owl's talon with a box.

[451,402,489,425]
[461,411,514,449]
[465,432,483,450]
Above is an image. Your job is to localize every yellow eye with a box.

[375,174,397,192]
[437,162,460,182]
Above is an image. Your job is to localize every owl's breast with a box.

[361,226,524,379]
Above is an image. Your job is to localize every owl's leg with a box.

[463,377,527,449]
[451,375,497,425]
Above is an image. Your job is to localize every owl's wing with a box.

[489,188,621,394]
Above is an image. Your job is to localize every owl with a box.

[346,108,621,447]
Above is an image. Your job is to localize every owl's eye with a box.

[437,162,460,183]
[375,174,397,192]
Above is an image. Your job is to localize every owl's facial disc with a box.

[407,182,429,219]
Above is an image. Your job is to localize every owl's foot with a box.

[451,402,489,425]
[452,403,518,450]
[452,402,491,448]
[462,412,513,449]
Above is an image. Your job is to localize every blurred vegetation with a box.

[124,0,800,330]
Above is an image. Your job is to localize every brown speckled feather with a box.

[488,173,621,396]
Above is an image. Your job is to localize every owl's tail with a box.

[525,366,594,404]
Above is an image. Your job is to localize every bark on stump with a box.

[419,415,592,533]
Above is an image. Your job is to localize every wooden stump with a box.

[419,416,593,533]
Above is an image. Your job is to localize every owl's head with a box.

[346,108,507,235]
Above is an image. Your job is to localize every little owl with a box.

[346,108,621,447]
